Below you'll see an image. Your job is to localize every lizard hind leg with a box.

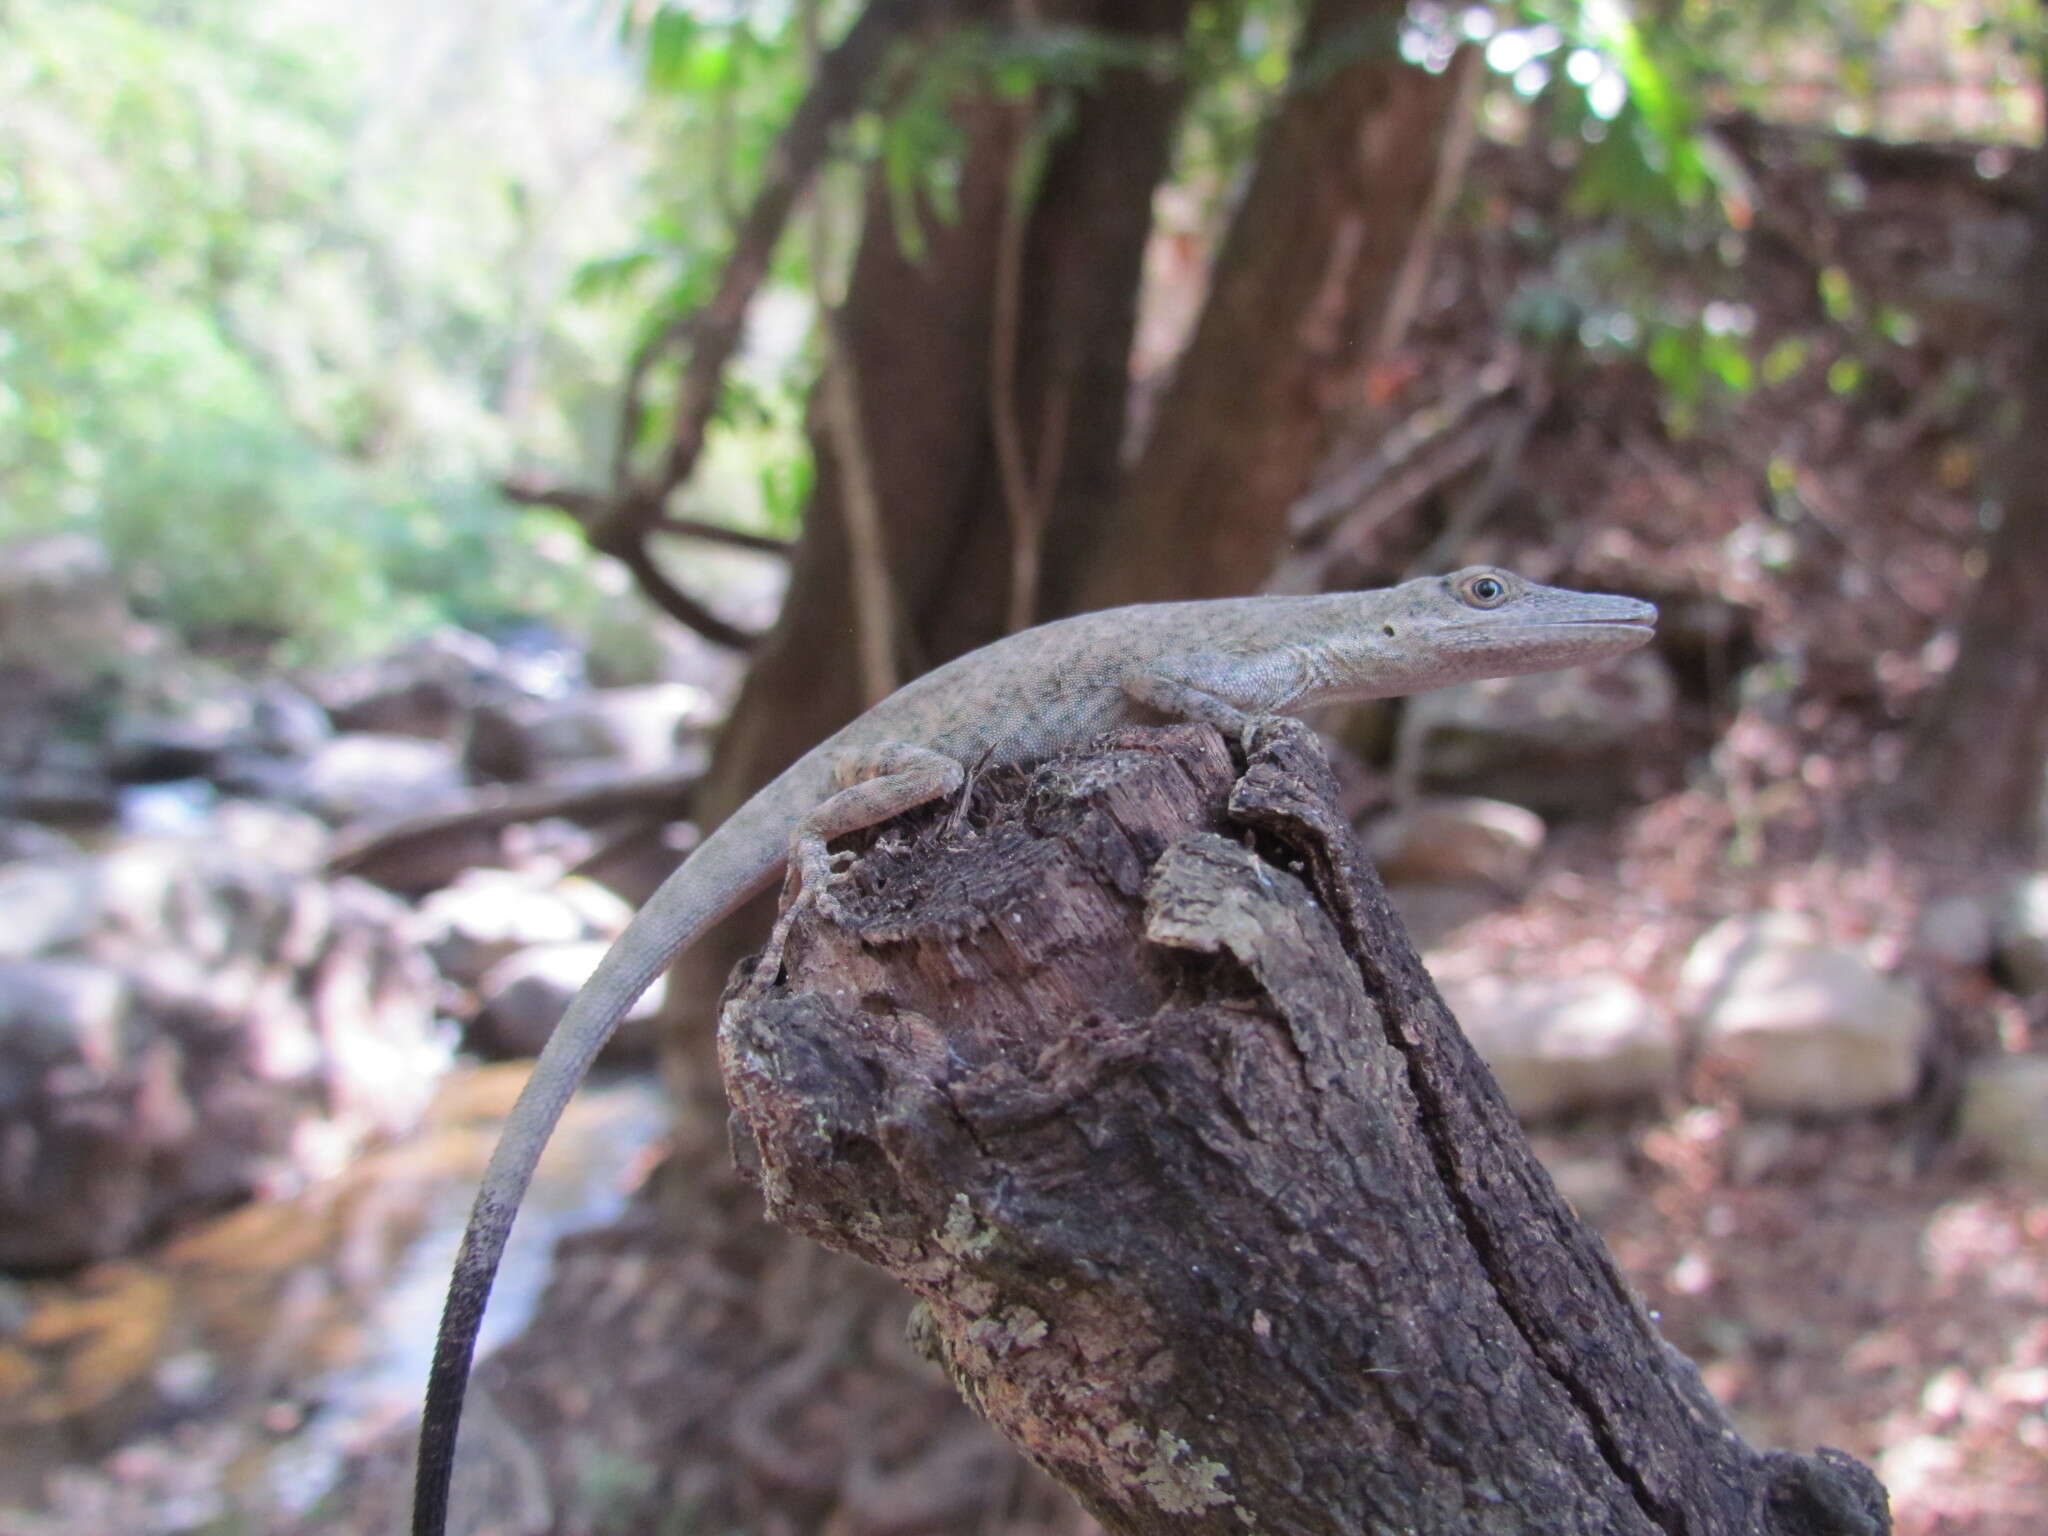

[762,742,967,968]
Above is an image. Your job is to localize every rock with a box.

[1955,1054,2048,1182]
[416,871,632,990]
[0,534,142,691]
[104,682,259,782]
[208,799,333,873]
[1406,649,1677,813]
[307,628,493,739]
[0,837,448,1268]
[473,940,663,1060]
[0,740,120,826]
[467,683,718,784]
[0,959,147,1269]
[307,626,552,741]
[1526,1135,1634,1223]
[1995,874,2048,995]
[0,819,77,863]
[0,958,130,1072]
[289,733,468,825]
[1919,891,1998,969]
[245,681,333,760]
[1384,882,1505,951]
[1438,973,1675,1119]
[1372,796,1545,892]
[0,858,100,959]
[1679,912,1927,1114]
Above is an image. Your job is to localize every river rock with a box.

[1955,1054,2048,1182]
[1438,972,1675,1119]
[1406,648,1676,813]
[0,738,121,827]
[307,627,499,740]
[1993,874,2048,995]
[288,733,468,825]
[473,940,664,1060]
[467,682,718,783]
[0,838,448,1268]
[1372,797,1546,893]
[0,819,76,864]
[0,858,100,959]
[1679,911,1927,1114]
[0,534,143,691]
[417,870,634,990]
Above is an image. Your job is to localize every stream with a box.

[0,1064,669,1534]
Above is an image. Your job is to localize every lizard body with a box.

[413,567,1656,1536]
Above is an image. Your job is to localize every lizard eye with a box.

[1457,571,1512,608]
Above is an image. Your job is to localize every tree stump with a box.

[719,721,1889,1535]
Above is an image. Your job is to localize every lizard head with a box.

[1354,566,1658,695]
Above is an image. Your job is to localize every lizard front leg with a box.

[1121,648,1311,747]
[763,743,967,969]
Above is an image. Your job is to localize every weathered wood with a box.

[719,722,1891,1535]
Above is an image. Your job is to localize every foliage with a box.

[1460,0,2036,431]
[0,0,645,661]
[7,0,2034,658]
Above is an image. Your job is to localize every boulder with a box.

[416,870,633,991]
[0,836,448,1268]
[1405,648,1677,813]
[0,858,100,959]
[467,683,718,784]
[0,819,76,864]
[1994,873,2048,995]
[288,733,468,825]
[1385,882,1506,951]
[0,534,142,691]
[1438,972,1675,1119]
[306,626,563,742]
[1955,1054,2048,1182]
[473,940,663,1060]
[1372,796,1546,893]
[0,740,120,827]
[1679,912,1927,1114]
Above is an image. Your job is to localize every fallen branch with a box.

[722,721,1891,1535]
[327,766,703,884]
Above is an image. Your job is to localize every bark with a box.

[1888,114,2048,872]
[721,721,1890,1535]
[1052,0,1479,612]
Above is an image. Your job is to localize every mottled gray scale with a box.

[412,565,1656,1536]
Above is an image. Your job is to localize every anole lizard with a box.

[413,566,1656,1535]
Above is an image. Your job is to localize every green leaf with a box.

[644,9,703,95]
[570,250,661,304]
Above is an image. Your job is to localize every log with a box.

[719,721,1890,1535]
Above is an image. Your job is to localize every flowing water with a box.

[0,1064,668,1534]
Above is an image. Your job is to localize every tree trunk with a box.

[1050,0,1479,612]
[1888,115,2048,873]
[723,722,1891,1535]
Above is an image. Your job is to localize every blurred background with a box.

[2,0,2045,1531]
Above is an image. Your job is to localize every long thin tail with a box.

[411,834,779,1536]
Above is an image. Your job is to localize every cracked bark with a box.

[720,721,1890,1536]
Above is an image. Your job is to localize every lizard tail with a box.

[411,833,779,1536]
